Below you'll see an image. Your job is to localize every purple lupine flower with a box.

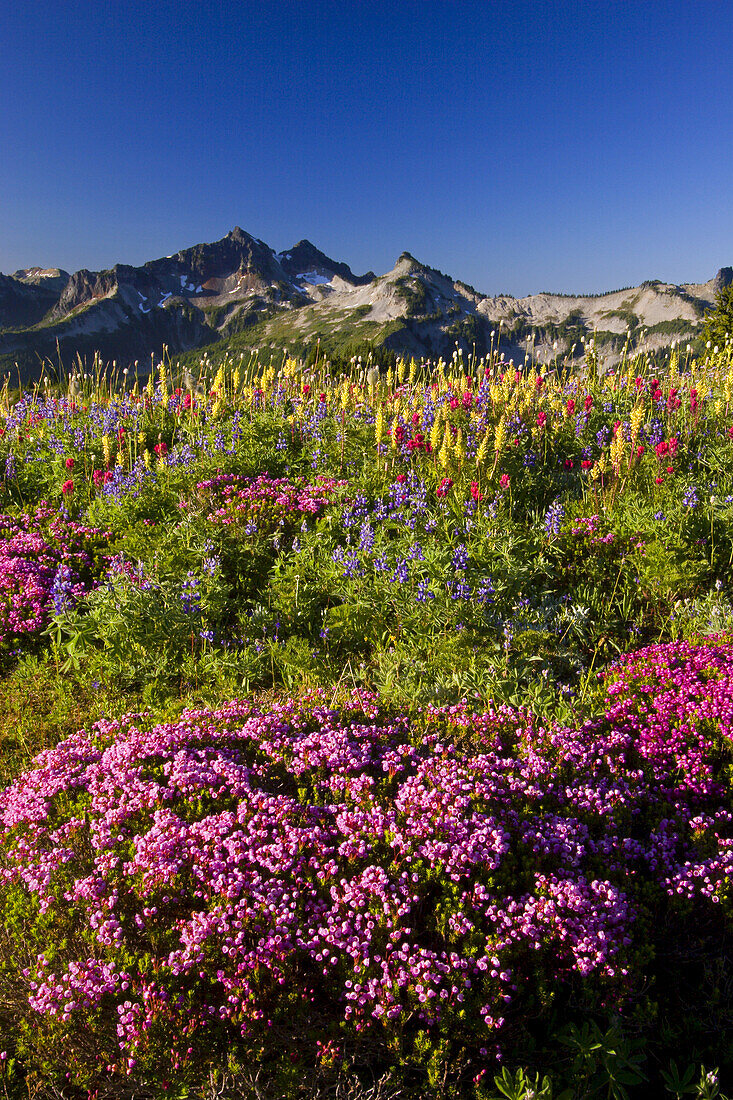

[50,564,77,615]
[416,578,435,601]
[452,544,469,572]
[358,520,375,553]
[180,573,201,614]
[544,500,565,537]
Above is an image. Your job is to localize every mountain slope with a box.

[0,229,727,380]
[229,253,725,366]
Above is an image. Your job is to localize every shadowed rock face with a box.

[0,227,728,381]
[277,240,374,287]
[713,267,733,293]
[50,269,120,319]
[145,227,290,288]
[0,272,66,329]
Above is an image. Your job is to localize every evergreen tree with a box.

[702,284,733,348]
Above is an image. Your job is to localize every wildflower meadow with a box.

[2,338,733,1097]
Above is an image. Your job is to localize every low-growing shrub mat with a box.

[1,639,733,1098]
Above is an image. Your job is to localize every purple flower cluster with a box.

[3,639,733,1077]
[332,475,497,611]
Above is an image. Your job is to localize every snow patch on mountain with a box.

[297,271,331,286]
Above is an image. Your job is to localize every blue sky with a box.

[2,0,732,295]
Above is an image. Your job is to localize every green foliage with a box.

[702,285,733,349]
[557,1021,647,1100]
[394,277,430,316]
[485,1065,571,1100]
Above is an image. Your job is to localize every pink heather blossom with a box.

[2,641,732,1073]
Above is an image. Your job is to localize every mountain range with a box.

[1,226,729,381]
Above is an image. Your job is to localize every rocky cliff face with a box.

[0,271,66,329]
[0,228,726,381]
[278,239,374,289]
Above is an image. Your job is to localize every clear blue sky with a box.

[2,0,732,296]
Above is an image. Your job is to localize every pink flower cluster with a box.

[2,640,733,1074]
[189,473,346,530]
[0,505,109,645]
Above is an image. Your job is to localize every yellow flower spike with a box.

[143,449,151,469]
[630,404,644,444]
[397,359,407,384]
[454,427,466,464]
[408,358,417,384]
[390,417,400,451]
[475,428,490,467]
[212,366,225,396]
[102,435,112,468]
[116,450,124,468]
[610,426,624,473]
[494,416,506,454]
[232,366,241,394]
[430,411,443,452]
[439,429,451,469]
[375,406,385,447]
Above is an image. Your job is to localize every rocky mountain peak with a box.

[12,267,70,290]
[225,226,263,249]
[713,267,733,292]
[279,240,374,287]
[394,252,442,280]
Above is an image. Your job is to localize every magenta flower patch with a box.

[2,639,733,1079]
[0,505,110,647]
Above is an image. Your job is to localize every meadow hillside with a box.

[1,337,733,1097]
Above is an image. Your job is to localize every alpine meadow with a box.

[0,290,732,1097]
